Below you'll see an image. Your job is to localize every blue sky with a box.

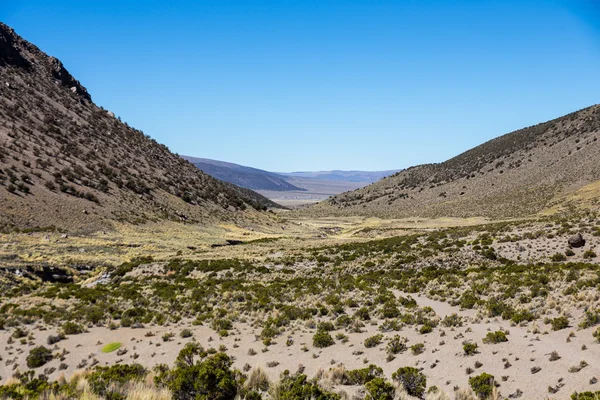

[2,1,600,171]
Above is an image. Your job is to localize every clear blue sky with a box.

[2,1,600,171]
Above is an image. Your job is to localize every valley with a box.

[1,13,600,400]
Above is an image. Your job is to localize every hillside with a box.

[308,105,600,219]
[0,23,278,232]
[182,156,305,191]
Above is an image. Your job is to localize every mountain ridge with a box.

[306,104,600,219]
[0,22,278,232]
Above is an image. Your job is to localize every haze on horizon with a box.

[2,0,600,172]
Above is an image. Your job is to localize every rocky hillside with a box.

[309,105,600,219]
[0,23,279,232]
[182,156,305,191]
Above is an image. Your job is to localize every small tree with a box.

[26,346,53,368]
[365,378,395,400]
[469,373,495,399]
[313,330,334,348]
[392,367,426,398]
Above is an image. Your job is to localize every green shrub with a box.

[441,313,462,327]
[392,367,426,397]
[482,331,508,344]
[579,311,600,329]
[26,346,53,368]
[355,307,371,321]
[410,343,425,355]
[275,373,340,400]
[419,324,433,334]
[551,316,569,331]
[88,364,147,398]
[386,335,407,355]
[463,342,478,356]
[344,365,383,385]
[572,391,600,400]
[364,334,383,348]
[469,373,495,399]
[313,330,334,348]
[551,253,567,262]
[583,250,597,259]
[365,378,395,400]
[158,352,238,400]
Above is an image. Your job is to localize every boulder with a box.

[568,233,586,248]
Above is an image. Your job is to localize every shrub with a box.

[345,365,383,385]
[419,324,433,334]
[61,321,84,335]
[274,373,340,399]
[463,342,478,356]
[365,378,395,400]
[355,307,371,321]
[441,313,462,327]
[392,367,426,398]
[88,364,147,398]
[572,391,600,400]
[482,331,508,344]
[551,316,569,331]
[26,346,53,368]
[180,329,193,338]
[313,330,334,348]
[583,250,597,259]
[386,335,408,355]
[551,253,567,262]
[469,373,495,399]
[410,343,425,355]
[364,334,383,348]
[159,352,238,400]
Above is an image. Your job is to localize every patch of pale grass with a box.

[124,381,172,400]
[245,366,270,392]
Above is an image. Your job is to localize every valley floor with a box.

[2,210,600,399]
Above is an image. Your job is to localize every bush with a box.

[180,329,193,338]
[463,342,478,356]
[386,335,407,355]
[275,373,340,400]
[313,330,335,348]
[26,346,53,368]
[62,321,84,335]
[365,378,395,400]
[344,365,383,385]
[482,331,508,344]
[572,391,600,400]
[410,343,425,355]
[159,352,238,400]
[419,324,433,334]
[88,364,147,398]
[364,334,383,348]
[551,253,567,262]
[469,373,495,399]
[583,250,597,259]
[551,316,569,331]
[441,313,462,327]
[392,367,426,398]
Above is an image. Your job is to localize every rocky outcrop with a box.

[0,23,30,68]
[0,22,91,102]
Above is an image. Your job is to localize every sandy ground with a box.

[2,292,598,399]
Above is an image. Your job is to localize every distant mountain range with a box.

[182,157,306,192]
[277,170,400,183]
[182,156,399,194]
